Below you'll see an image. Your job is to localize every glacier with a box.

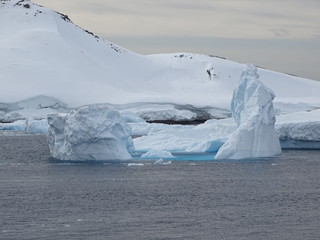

[47,105,134,161]
[0,0,320,157]
[215,65,281,159]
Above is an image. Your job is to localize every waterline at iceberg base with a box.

[1,104,320,161]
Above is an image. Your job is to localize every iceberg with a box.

[140,149,174,159]
[215,65,281,159]
[153,159,172,165]
[47,105,134,161]
[133,118,236,153]
[128,163,145,167]
[0,120,26,132]
[276,109,320,149]
[25,119,49,134]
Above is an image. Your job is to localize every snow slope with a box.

[1,0,320,110]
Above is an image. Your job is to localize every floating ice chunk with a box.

[0,120,26,131]
[128,163,144,167]
[140,149,174,159]
[0,118,49,134]
[215,65,281,159]
[153,159,172,165]
[25,119,49,134]
[133,118,236,153]
[276,109,320,145]
[47,105,134,161]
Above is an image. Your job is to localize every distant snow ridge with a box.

[47,105,134,161]
[215,65,281,159]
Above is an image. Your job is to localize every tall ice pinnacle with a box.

[215,64,281,159]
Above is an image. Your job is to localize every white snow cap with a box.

[2,0,320,108]
[215,65,281,159]
[47,105,134,161]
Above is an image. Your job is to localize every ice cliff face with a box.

[47,105,134,161]
[215,65,281,159]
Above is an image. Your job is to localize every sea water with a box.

[0,135,320,240]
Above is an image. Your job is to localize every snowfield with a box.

[1,0,320,158]
[1,0,320,108]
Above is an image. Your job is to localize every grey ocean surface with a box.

[0,135,320,240]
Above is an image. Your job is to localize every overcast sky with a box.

[33,0,320,80]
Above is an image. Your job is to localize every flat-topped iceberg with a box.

[47,105,134,161]
[215,65,281,159]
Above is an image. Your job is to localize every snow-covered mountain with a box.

[1,0,320,111]
[1,0,320,153]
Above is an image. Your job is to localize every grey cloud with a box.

[314,33,320,39]
[75,2,141,15]
[160,1,218,11]
[269,28,290,37]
